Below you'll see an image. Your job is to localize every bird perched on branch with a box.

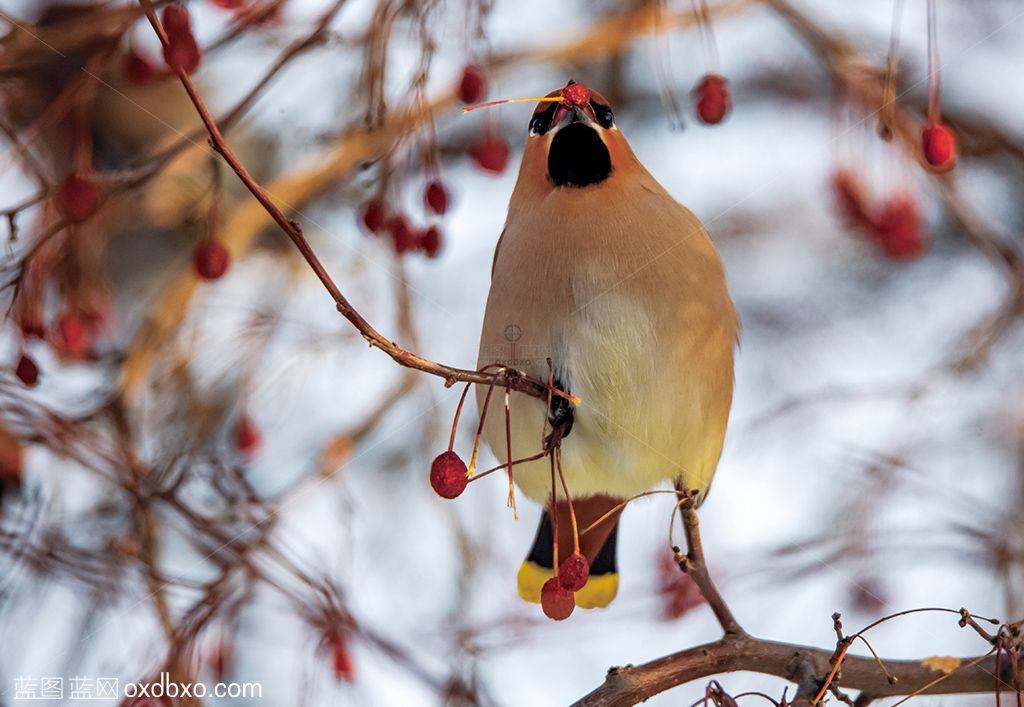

[476,80,738,612]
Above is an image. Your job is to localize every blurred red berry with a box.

[419,226,442,258]
[831,169,873,232]
[470,133,509,174]
[558,552,589,592]
[0,427,23,490]
[921,123,957,172]
[193,240,230,280]
[694,74,731,125]
[57,172,103,222]
[849,576,889,615]
[457,65,487,104]
[330,634,355,683]
[55,313,91,360]
[540,577,574,620]
[424,180,450,216]
[385,215,418,254]
[15,354,39,387]
[161,6,201,74]
[123,50,158,85]
[234,416,261,457]
[360,200,387,234]
[873,194,925,261]
[657,551,705,620]
[429,451,467,499]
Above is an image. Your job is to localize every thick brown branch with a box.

[573,633,1018,707]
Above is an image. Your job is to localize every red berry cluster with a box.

[693,74,731,125]
[358,190,446,258]
[540,551,592,621]
[831,169,926,261]
[161,5,201,75]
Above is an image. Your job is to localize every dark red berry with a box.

[558,552,589,592]
[234,416,261,456]
[424,180,449,216]
[57,173,103,222]
[55,313,91,360]
[419,225,442,258]
[123,50,157,85]
[330,634,355,683]
[921,123,956,171]
[560,82,591,109]
[849,577,889,615]
[457,65,487,105]
[694,74,731,125]
[470,133,509,174]
[193,241,230,280]
[657,551,705,621]
[873,195,925,261]
[429,450,468,499]
[360,200,387,233]
[162,5,191,34]
[161,6,201,74]
[15,354,39,387]
[540,577,575,620]
[386,215,418,254]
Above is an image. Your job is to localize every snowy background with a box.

[1,0,1023,705]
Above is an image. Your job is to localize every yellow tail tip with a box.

[517,561,619,610]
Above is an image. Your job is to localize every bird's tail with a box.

[517,495,622,609]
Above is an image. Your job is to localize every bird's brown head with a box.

[523,81,621,189]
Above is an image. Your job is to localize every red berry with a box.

[457,65,487,105]
[15,354,39,387]
[849,577,888,615]
[429,451,468,499]
[694,74,731,125]
[873,195,925,261]
[560,82,591,109]
[123,50,157,85]
[360,200,387,233]
[193,240,230,280]
[423,180,449,216]
[831,169,873,231]
[0,427,23,490]
[55,313,91,360]
[385,215,418,254]
[470,133,509,174]
[657,551,705,620]
[234,416,261,456]
[558,552,589,591]
[330,634,355,683]
[419,225,442,258]
[922,123,957,171]
[57,173,103,222]
[162,5,191,34]
[540,577,575,620]
[161,6,201,74]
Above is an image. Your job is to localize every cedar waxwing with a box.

[476,81,738,610]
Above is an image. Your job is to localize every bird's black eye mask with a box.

[547,123,612,188]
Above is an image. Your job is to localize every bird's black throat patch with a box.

[548,123,612,188]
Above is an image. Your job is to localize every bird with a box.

[476,80,739,612]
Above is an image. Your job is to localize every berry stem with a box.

[448,382,472,452]
[579,489,685,536]
[926,0,940,125]
[549,452,560,575]
[503,381,518,519]
[466,450,548,483]
[880,0,905,140]
[468,376,498,474]
[554,446,579,554]
[462,96,564,114]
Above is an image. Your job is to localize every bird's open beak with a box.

[550,103,598,132]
